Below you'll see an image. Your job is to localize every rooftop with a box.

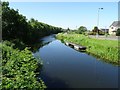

[110,21,120,27]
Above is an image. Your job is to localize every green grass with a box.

[56,33,119,65]
[0,42,46,89]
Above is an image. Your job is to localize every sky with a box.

[9,2,118,30]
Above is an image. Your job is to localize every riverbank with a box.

[1,41,46,89]
[56,33,119,65]
[1,1,64,89]
[34,34,118,88]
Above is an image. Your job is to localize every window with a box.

[111,27,113,29]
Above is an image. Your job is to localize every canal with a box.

[33,35,119,88]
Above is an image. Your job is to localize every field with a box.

[56,33,119,65]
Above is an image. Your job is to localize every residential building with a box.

[100,28,109,33]
[109,21,120,35]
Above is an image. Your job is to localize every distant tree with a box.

[77,26,87,34]
[92,26,102,35]
[92,26,99,32]
[67,28,70,31]
[116,28,120,36]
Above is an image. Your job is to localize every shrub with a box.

[0,42,46,89]
[116,28,120,36]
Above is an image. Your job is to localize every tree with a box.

[2,2,29,42]
[2,1,63,45]
[92,26,99,32]
[67,28,70,31]
[116,28,120,36]
[77,26,87,34]
[92,26,102,35]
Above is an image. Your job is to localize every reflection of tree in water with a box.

[30,41,51,53]
[29,34,56,52]
[38,71,69,88]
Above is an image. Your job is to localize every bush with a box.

[116,28,120,36]
[88,31,96,35]
[0,42,46,89]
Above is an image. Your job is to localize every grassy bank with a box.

[56,33,119,65]
[0,41,46,89]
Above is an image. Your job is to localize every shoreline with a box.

[56,33,119,66]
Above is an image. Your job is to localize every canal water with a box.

[33,35,119,88]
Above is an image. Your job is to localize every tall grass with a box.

[56,33,119,65]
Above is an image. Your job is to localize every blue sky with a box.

[9,2,118,30]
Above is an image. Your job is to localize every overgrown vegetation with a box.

[77,26,87,34]
[2,2,62,46]
[0,42,46,89]
[89,26,105,35]
[56,33,119,65]
[1,1,63,89]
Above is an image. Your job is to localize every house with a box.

[100,28,109,33]
[109,21,120,35]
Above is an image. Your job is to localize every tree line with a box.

[1,2,63,89]
[2,2,62,46]
[66,26,120,36]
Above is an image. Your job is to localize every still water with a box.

[33,35,118,88]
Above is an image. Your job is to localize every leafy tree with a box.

[77,26,87,34]
[67,28,70,31]
[0,2,1,41]
[1,2,63,89]
[92,26,99,32]
[2,1,62,46]
[92,26,102,35]
[2,2,29,42]
[28,18,62,42]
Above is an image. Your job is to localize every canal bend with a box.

[33,35,118,88]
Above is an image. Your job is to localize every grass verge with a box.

[56,33,119,65]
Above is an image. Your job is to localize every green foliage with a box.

[98,31,105,35]
[92,26,105,35]
[116,28,120,36]
[88,31,96,35]
[2,2,29,42]
[77,26,87,34]
[1,1,62,89]
[92,26,99,32]
[57,33,119,65]
[2,1,62,45]
[1,42,46,89]
[28,18,62,43]
[92,26,99,35]
[67,28,70,31]
[88,31,105,35]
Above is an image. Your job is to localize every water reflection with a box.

[30,41,50,53]
[60,41,119,66]
[33,35,119,88]
[30,35,56,52]
[39,72,69,88]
